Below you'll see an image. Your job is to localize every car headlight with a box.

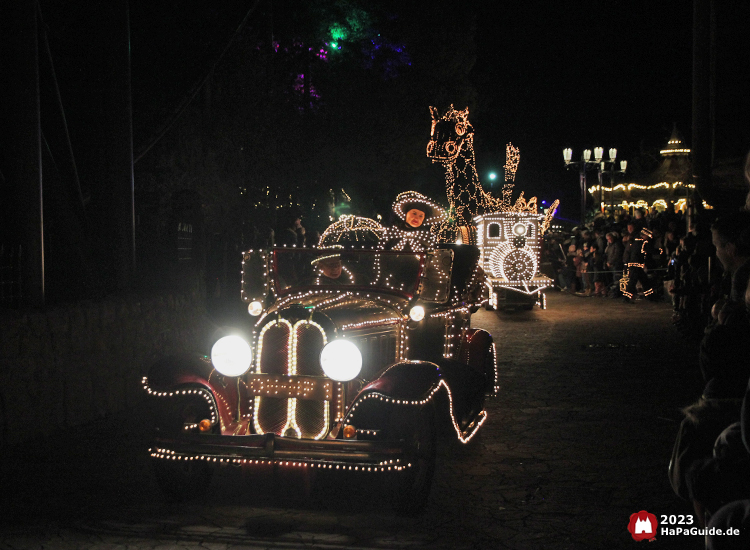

[320,340,362,382]
[409,305,425,322]
[211,335,253,377]
[248,300,263,316]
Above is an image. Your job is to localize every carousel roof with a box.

[587,125,697,210]
[642,125,691,186]
[659,125,691,157]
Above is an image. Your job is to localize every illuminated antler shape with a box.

[511,192,538,213]
[501,143,520,210]
[504,143,520,181]
[540,199,560,235]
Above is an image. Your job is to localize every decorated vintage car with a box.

[143,244,497,513]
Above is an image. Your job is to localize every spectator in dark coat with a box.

[605,232,624,274]
[590,242,607,296]
[558,243,578,292]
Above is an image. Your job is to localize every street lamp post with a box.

[601,155,628,216]
[563,147,626,224]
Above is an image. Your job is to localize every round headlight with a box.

[248,300,263,316]
[513,222,527,237]
[409,305,425,322]
[211,335,252,377]
[320,340,362,382]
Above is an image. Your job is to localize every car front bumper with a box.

[150,432,409,472]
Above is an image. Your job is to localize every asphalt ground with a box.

[0,291,709,549]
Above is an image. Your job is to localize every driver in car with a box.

[311,247,354,285]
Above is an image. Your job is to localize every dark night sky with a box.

[471,1,750,219]
[41,1,750,222]
[125,1,748,221]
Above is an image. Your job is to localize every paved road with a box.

[1,292,707,549]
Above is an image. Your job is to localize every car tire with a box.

[388,404,437,516]
[152,392,215,502]
[153,457,213,502]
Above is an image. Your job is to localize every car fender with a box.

[459,328,496,384]
[344,360,486,443]
[143,354,243,432]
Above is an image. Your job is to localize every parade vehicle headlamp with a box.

[513,223,528,237]
[320,340,362,382]
[409,305,425,322]
[248,300,263,316]
[211,335,253,377]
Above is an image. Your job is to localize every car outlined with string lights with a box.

[143,244,497,513]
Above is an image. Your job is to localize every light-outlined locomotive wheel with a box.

[500,249,535,281]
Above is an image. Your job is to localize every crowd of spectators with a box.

[661,199,750,548]
[544,203,719,312]
[546,194,750,547]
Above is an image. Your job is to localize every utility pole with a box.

[3,0,45,307]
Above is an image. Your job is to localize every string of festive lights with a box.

[426,107,559,245]
[148,236,496,476]
[148,448,409,472]
[504,143,520,182]
[501,143,520,210]
[142,380,219,428]
[254,318,332,440]
[588,181,696,193]
[391,191,447,226]
[426,106,504,243]
[540,199,560,235]
[381,226,437,252]
[344,378,486,444]
[340,318,402,330]
[318,215,385,246]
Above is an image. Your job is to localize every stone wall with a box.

[0,290,214,446]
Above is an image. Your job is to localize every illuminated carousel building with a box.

[589,127,698,214]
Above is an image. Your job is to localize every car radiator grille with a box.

[253,319,334,439]
[351,330,398,381]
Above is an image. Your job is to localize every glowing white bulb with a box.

[512,223,527,236]
[248,301,263,316]
[409,305,425,322]
[211,335,252,377]
[320,340,362,382]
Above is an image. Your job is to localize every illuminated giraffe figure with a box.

[426,105,502,244]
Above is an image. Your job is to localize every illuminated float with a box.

[426,106,559,310]
[143,232,496,514]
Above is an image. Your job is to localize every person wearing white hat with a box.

[382,191,446,252]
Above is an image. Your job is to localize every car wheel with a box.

[152,393,215,502]
[153,456,213,502]
[388,405,436,516]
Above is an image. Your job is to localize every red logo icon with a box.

[627,510,658,541]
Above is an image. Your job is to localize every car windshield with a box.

[272,248,424,295]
